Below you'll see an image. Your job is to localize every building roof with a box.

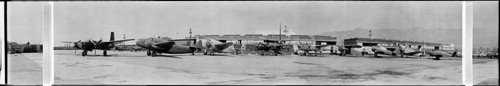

[345,37,446,46]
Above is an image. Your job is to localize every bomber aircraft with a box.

[295,43,332,56]
[62,32,135,56]
[136,37,197,56]
[371,45,396,57]
[393,45,424,57]
[196,39,236,55]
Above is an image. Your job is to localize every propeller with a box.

[205,39,213,48]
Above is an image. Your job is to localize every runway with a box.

[473,59,499,85]
[51,50,468,85]
[7,53,43,85]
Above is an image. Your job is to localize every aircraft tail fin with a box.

[110,32,115,47]
[110,32,115,41]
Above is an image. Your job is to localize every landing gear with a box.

[82,50,88,56]
[147,50,151,56]
[374,52,382,58]
[151,51,157,57]
[103,50,107,56]
[433,55,442,60]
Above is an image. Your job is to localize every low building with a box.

[193,34,336,45]
[344,37,455,51]
[8,42,43,53]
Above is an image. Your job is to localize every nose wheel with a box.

[82,50,88,56]
[103,50,107,56]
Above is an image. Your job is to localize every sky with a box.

[7,2,45,44]
[1,3,4,40]
[473,1,499,48]
[6,1,463,46]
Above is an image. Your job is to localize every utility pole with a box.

[369,29,372,39]
[279,23,282,43]
[123,34,126,45]
[189,28,192,39]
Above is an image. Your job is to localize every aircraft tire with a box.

[147,50,151,56]
[152,51,157,57]
[82,51,87,56]
[103,51,107,56]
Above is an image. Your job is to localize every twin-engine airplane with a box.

[196,39,235,55]
[135,37,198,57]
[393,45,424,57]
[371,45,395,57]
[295,43,332,56]
[371,45,451,60]
[62,32,135,56]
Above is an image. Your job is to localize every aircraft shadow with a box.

[151,55,183,59]
[205,54,236,57]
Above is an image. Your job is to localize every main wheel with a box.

[103,50,107,56]
[152,51,157,57]
[434,55,442,60]
[147,50,151,56]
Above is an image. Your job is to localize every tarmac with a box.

[7,53,43,85]
[473,58,499,85]
[53,50,467,85]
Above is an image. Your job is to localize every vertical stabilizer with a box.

[110,32,115,47]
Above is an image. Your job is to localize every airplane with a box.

[371,45,396,57]
[255,39,292,56]
[196,39,236,55]
[295,43,332,56]
[426,49,452,60]
[135,37,197,57]
[373,45,451,60]
[393,45,424,57]
[62,32,135,56]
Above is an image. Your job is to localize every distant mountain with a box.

[318,28,462,48]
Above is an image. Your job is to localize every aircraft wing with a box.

[155,41,176,49]
[102,39,135,44]
[61,41,74,43]
[315,45,330,48]
[213,42,234,50]
[168,39,196,41]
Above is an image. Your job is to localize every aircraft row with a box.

[62,32,456,60]
[63,32,235,57]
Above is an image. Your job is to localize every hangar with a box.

[343,37,455,51]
